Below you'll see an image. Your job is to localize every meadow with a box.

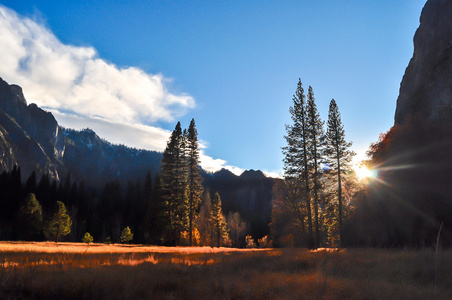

[0,242,451,299]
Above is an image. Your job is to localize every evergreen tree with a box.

[125,180,135,226]
[145,172,166,244]
[120,226,133,244]
[44,201,72,243]
[282,79,314,248]
[187,119,204,246]
[306,86,325,248]
[36,174,51,212]
[82,232,93,244]
[25,171,37,194]
[197,190,213,246]
[99,180,122,242]
[160,122,189,245]
[17,193,43,240]
[325,99,355,247]
[211,192,228,247]
[144,169,153,197]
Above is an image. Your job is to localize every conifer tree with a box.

[17,193,42,240]
[160,122,189,245]
[306,86,325,248]
[120,226,134,244]
[282,79,314,248]
[145,172,166,244]
[25,171,37,194]
[44,201,72,243]
[325,99,355,247]
[82,232,93,244]
[187,119,204,246]
[211,192,228,247]
[143,169,153,204]
[197,190,213,246]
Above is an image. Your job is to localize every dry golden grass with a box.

[0,242,451,299]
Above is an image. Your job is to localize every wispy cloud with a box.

[0,5,252,175]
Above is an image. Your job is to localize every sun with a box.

[355,164,375,180]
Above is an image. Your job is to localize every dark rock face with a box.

[0,77,162,186]
[0,78,62,178]
[395,0,452,125]
[202,168,275,239]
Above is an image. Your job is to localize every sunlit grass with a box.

[0,242,451,299]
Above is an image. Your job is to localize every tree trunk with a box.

[189,202,193,246]
[337,150,343,248]
[313,146,320,249]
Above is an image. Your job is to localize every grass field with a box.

[0,242,451,299]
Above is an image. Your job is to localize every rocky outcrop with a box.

[0,78,62,177]
[394,0,452,125]
[0,77,162,186]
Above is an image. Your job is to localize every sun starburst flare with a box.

[355,164,376,180]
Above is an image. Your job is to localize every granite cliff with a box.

[395,0,452,125]
[0,77,162,186]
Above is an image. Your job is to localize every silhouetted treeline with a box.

[0,165,275,245]
[0,166,160,243]
[345,116,452,248]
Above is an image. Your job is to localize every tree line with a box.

[272,79,356,249]
[0,119,255,247]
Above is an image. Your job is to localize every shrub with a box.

[245,235,256,248]
[104,236,112,245]
[258,235,270,248]
[82,232,93,244]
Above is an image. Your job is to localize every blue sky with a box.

[0,0,426,176]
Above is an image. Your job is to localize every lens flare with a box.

[355,164,376,180]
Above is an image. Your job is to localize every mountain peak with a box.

[214,168,236,179]
[240,169,266,180]
[0,77,27,108]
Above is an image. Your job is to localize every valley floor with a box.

[0,242,451,299]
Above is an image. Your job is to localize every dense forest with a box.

[0,119,274,247]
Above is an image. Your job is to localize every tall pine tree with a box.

[306,86,325,248]
[282,79,314,248]
[325,99,355,247]
[186,119,204,246]
[160,122,189,245]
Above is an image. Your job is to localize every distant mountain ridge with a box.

[0,77,162,186]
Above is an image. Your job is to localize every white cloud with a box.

[0,5,259,177]
[198,151,244,175]
[263,171,283,179]
[0,5,194,126]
